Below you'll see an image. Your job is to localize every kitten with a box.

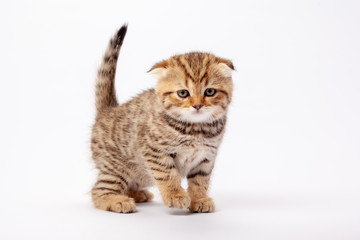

[91,25,234,213]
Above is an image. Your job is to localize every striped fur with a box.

[91,25,234,213]
[95,25,127,113]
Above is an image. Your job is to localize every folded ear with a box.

[215,58,235,78]
[147,60,170,79]
[217,57,235,71]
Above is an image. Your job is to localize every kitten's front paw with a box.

[94,195,136,213]
[163,191,191,209]
[127,189,154,203]
[190,197,215,213]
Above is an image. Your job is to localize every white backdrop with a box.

[0,0,359,239]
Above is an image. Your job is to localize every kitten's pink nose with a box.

[193,104,203,110]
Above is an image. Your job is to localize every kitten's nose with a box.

[193,104,203,110]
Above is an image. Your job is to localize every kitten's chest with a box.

[174,137,218,177]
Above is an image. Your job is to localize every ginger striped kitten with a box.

[91,25,234,213]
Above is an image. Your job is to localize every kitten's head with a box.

[149,52,234,123]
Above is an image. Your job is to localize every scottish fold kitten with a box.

[91,25,234,213]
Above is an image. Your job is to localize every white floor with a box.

[2,189,359,240]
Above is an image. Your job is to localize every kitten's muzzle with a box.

[193,104,204,110]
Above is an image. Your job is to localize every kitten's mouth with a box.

[192,110,207,115]
[178,108,212,123]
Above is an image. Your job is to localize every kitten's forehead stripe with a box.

[199,56,210,83]
[200,72,208,85]
[185,77,189,88]
[184,52,203,82]
[179,56,196,81]
[172,52,216,83]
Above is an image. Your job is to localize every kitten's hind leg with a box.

[127,189,154,203]
[91,172,136,213]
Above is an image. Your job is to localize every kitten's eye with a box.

[177,89,190,98]
[204,88,217,97]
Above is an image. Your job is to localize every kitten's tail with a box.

[95,24,127,113]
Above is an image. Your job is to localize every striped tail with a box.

[95,24,127,113]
